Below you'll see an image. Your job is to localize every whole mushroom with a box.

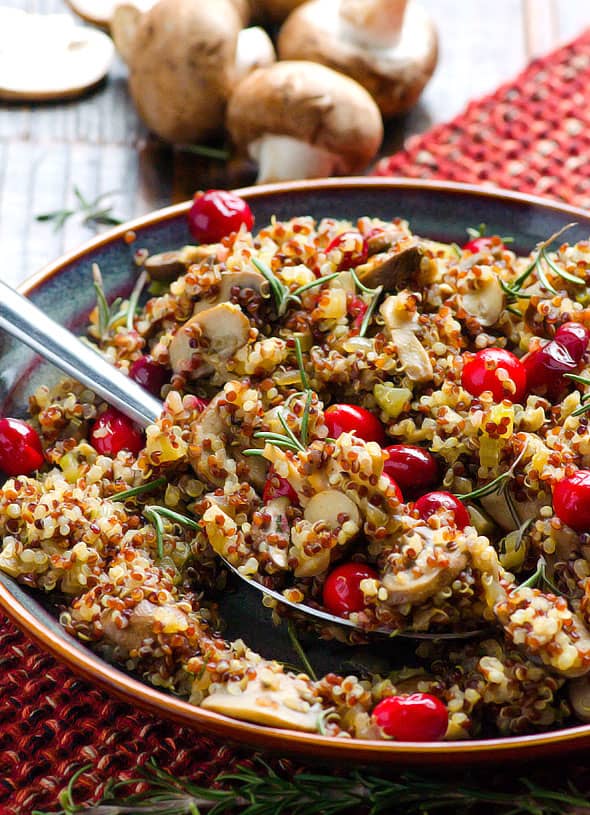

[226,61,383,183]
[111,0,275,144]
[278,0,438,117]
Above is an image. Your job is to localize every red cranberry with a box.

[372,693,448,741]
[383,445,438,498]
[262,468,299,504]
[461,347,527,403]
[90,407,144,457]
[324,404,386,445]
[462,235,505,254]
[0,418,44,476]
[553,470,590,532]
[322,562,378,616]
[326,231,369,272]
[415,491,470,530]
[523,340,577,401]
[129,355,169,397]
[555,322,590,361]
[187,190,254,244]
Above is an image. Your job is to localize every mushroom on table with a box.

[111,0,275,144]
[226,60,383,182]
[278,0,438,117]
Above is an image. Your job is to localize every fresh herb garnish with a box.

[143,505,200,559]
[111,476,168,502]
[350,269,384,337]
[564,372,590,416]
[126,270,148,332]
[294,336,309,390]
[501,223,582,301]
[36,186,123,232]
[455,446,526,502]
[34,756,590,815]
[251,257,301,317]
[517,555,572,597]
[92,264,145,341]
[287,620,317,681]
[244,391,314,458]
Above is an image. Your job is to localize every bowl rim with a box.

[4,176,590,765]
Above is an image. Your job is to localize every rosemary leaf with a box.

[350,268,381,296]
[251,257,300,316]
[92,263,111,340]
[148,505,200,530]
[294,336,309,390]
[144,506,165,559]
[358,284,383,338]
[287,620,317,681]
[126,270,148,332]
[112,477,167,502]
[292,272,341,297]
[542,248,585,286]
[534,255,558,295]
[278,411,305,452]
[300,389,313,448]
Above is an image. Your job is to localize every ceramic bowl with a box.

[2,178,590,766]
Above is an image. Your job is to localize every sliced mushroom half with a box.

[354,239,423,291]
[169,302,250,377]
[380,294,433,383]
[0,9,114,101]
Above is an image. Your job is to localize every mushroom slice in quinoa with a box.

[354,237,425,292]
[144,244,222,281]
[379,292,433,383]
[250,495,291,570]
[191,269,270,316]
[202,665,326,731]
[169,302,251,378]
[459,266,505,327]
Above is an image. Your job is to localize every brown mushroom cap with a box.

[226,61,383,175]
[278,0,438,117]
[124,0,242,143]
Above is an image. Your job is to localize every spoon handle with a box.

[0,280,162,427]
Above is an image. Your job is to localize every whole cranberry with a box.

[415,491,470,530]
[523,340,578,401]
[372,693,448,741]
[322,562,379,617]
[383,445,439,498]
[326,231,369,272]
[553,470,590,532]
[90,407,144,457]
[0,418,44,476]
[555,322,590,361]
[129,355,169,397]
[461,348,527,403]
[324,404,386,445]
[187,190,254,244]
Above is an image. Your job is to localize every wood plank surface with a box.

[0,1,588,286]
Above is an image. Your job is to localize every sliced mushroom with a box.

[145,245,220,281]
[169,302,250,377]
[304,490,360,530]
[380,294,433,383]
[202,671,325,731]
[252,496,290,569]
[190,269,270,316]
[354,239,423,291]
[461,268,505,327]
[0,9,114,101]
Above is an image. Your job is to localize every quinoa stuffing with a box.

[4,190,590,741]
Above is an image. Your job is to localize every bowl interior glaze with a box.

[2,178,590,766]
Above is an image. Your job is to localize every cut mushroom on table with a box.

[278,0,438,117]
[0,8,114,101]
[226,60,383,182]
[111,0,275,144]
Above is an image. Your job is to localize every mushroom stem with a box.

[234,26,276,83]
[339,0,408,48]
[249,134,341,183]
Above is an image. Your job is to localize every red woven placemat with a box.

[375,28,590,208]
[4,28,590,815]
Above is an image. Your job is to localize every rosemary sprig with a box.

[32,756,590,815]
[92,263,147,340]
[251,257,301,317]
[143,505,200,559]
[501,223,582,300]
[564,372,590,416]
[294,336,309,390]
[517,555,569,597]
[300,389,313,447]
[291,272,341,298]
[126,270,148,332]
[456,446,526,502]
[244,389,314,458]
[287,620,317,681]
[111,476,168,502]
[36,186,123,232]
[350,269,384,337]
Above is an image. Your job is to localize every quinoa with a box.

[3,212,590,740]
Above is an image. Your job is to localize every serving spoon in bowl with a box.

[0,280,488,641]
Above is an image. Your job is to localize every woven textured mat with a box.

[375,28,590,208]
[4,28,590,815]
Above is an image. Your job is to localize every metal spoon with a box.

[0,280,487,641]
